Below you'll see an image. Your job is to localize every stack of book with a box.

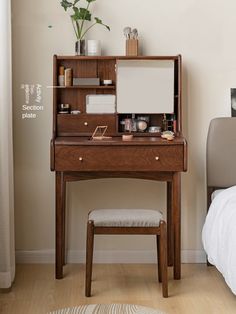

[86,95,116,113]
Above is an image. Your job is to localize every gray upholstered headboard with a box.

[207,117,236,188]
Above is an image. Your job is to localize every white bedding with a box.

[202,185,236,295]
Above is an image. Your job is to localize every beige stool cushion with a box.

[88,209,163,227]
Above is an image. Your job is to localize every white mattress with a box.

[202,186,236,295]
[211,189,225,201]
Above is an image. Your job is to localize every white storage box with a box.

[86,104,116,114]
[86,94,116,105]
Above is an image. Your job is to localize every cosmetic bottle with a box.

[58,66,65,86]
[162,114,167,131]
[65,68,72,87]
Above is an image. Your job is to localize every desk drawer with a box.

[55,145,184,171]
[57,114,116,136]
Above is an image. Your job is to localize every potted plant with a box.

[60,0,110,55]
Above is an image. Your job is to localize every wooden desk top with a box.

[54,136,187,147]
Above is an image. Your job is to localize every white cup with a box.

[87,40,101,56]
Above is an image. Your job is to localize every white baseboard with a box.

[16,249,206,264]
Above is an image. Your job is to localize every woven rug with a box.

[49,304,166,314]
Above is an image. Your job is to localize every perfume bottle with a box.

[131,114,137,132]
[162,114,167,131]
[172,114,177,133]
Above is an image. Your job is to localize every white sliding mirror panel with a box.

[117,60,174,113]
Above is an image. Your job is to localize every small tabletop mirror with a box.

[91,126,112,140]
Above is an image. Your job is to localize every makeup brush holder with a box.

[126,39,139,56]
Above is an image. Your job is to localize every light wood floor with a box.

[0,264,236,314]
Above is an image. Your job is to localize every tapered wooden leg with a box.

[167,181,173,266]
[160,221,168,298]
[55,172,66,279]
[62,180,66,266]
[85,220,94,297]
[156,235,162,282]
[172,172,181,280]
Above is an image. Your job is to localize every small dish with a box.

[71,110,81,115]
[148,126,161,133]
[103,79,112,85]
[122,134,133,141]
[161,131,175,140]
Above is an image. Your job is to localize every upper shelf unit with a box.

[53,55,182,137]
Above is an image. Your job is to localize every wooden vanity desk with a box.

[51,55,187,281]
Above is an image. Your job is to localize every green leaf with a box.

[80,8,91,20]
[73,0,80,4]
[60,0,73,11]
[71,8,91,21]
[94,17,110,31]
[71,13,80,21]
[94,17,102,24]
[73,6,79,13]
[105,24,110,31]
[86,0,96,3]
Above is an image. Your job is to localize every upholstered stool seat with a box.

[89,209,163,227]
[85,209,168,298]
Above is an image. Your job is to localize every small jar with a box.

[58,103,70,114]
[124,118,132,132]
[148,126,161,133]
[137,120,148,132]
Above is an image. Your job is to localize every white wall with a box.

[12,0,235,263]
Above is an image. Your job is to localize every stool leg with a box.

[85,220,94,297]
[156,235,162,283]
[160,221,168,298]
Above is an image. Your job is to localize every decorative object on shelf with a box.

[136,115,149,123]
[162,114,167,131]
[124,26,139,56]
[58,66,65,86]
[172,114,177,133]
[71,110,81,114]
[124,118,132,132]
[87,39,101,56]
[102,79,112,86]
[58,103,71,114]
[148,126,161,133]
[60,0,110,56]
[136,115,149,132]
[75,39,86,56]
[86,94,116,113]
[123,27,132,39]
[73,77,100,86]
[122,134,133,141]
[137,119,148,132]
[161,131,175,141]
[65,68,73,86]
[91,126,112,140]
[131,114,137,132]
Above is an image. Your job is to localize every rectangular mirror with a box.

[117,60,174,113]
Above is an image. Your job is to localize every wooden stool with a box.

[85,209,168,298]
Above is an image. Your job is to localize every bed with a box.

[202,117,236,295]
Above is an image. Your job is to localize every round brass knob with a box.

[79,157,83,161]
[155,156,159,161]
[84,122,88,126]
